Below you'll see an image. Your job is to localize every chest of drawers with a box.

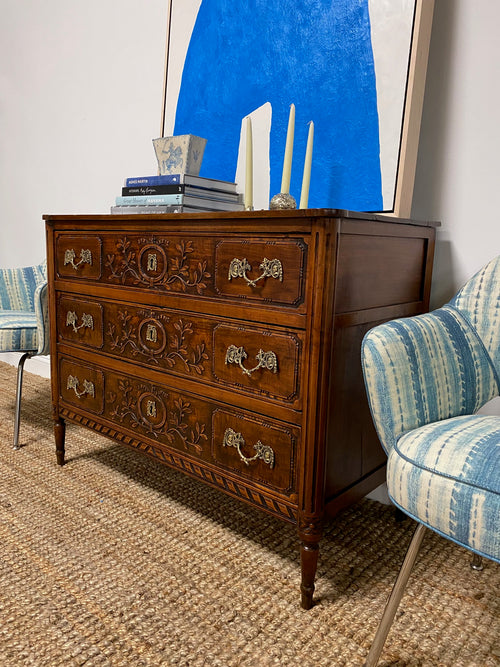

[45,209,436,608]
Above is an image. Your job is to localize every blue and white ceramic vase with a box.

[152,134,207,175]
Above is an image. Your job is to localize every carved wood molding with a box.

[59,407,297,522]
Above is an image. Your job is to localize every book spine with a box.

[122,185,183,196]
[115,194,183,206]
[124,175,181,186]
[121,185,239,201]
[110,205,183,214]
[124,174,237,192]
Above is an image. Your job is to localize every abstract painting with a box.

[161,0,433,214]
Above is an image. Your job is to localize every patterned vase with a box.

[152,135,207,175]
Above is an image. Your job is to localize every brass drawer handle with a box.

[225,344,278,377]
[66,311,94,333]
[64,248,93,270]
[222,427,275,468]
[66,374,95,399]
[228,257,283,288]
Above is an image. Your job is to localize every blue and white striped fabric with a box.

[362,255,500,562]
[0,262,49,355]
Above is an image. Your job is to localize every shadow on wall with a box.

[412,0,457,307]
[429,239,455,309]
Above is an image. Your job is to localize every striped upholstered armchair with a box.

[361,255,500,666]
[0,261,49,449]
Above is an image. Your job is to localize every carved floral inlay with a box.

[107,379,207,453]
[105,236,210,293]
[106,309,208,372]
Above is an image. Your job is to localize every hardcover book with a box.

[111,205,184,214]
[110,205,238,214]
[124,173,237,193]
[115,194,244,211]
[121,184,241,202]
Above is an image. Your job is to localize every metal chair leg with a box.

[470,553,483,571]
[364,522,427,667]
[13,352,33,450]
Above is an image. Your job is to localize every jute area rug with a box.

[0,361,498,667]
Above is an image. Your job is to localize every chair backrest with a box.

[362,255,500,455]
[448,255,500,379]
[0,262,47,312]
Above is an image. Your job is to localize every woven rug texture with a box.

[0,361,498,667]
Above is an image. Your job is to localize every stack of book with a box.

[111,174,244,214]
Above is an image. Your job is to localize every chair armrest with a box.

[362,305,499,454]
[34,282,50,355]
[0,264,46,312]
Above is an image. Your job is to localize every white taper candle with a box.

[299,121,314,209]
[281,103,295,194]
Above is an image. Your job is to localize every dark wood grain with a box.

[45,209,436,609]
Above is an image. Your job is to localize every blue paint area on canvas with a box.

[174,0,382,211]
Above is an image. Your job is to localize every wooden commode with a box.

[45,209,436,608]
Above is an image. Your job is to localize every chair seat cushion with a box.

[388,414,500,562]
[0,310,38,352]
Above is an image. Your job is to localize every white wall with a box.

[0,0,166,266]
[412,0,500,306]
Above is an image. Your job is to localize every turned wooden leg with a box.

[298,513,323,609]
[54,418,66,465]
[300,540,320,609]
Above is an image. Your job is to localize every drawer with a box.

[57,358,298,497]
[56,295,303,405]
[212,409,297,494]
[59,358,104,414]
[215,239,307,306]
[213,323,301,402]
[56,235,102,280]
[58,357,211,454]
[57,296,104,348]
[54,232,307,309]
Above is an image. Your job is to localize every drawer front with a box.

[215,239,307,306]
[57,358,298,497]
[57,295,212,371]
[56,235,102,280]
[59,358,104,414]
[212,409,297,493]
[56,296,303,404]
[57,296,104,348]
[54,232,307,309]
[213,323,301,402]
